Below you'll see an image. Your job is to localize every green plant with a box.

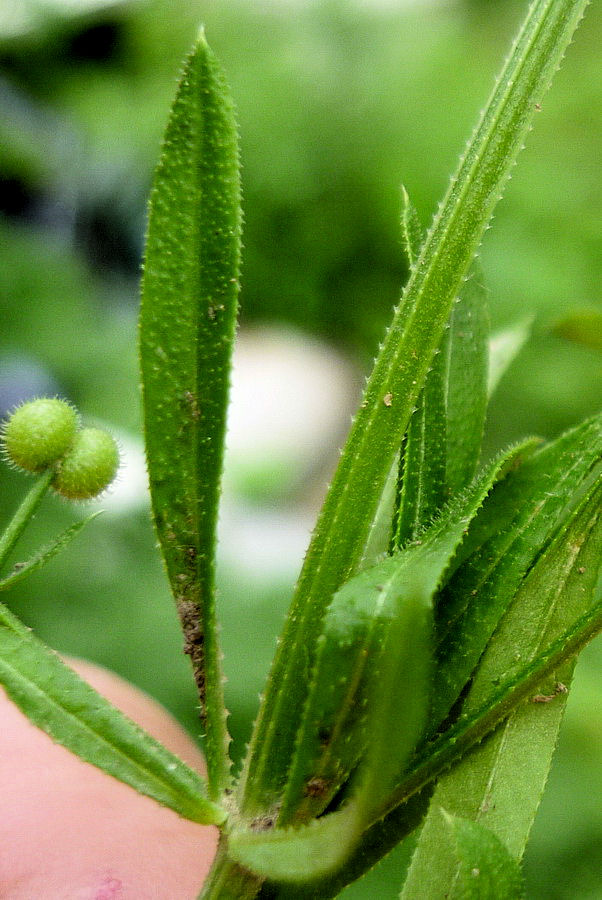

[0,1,600,898]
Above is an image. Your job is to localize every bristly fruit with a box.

[2,398,78,473]
[53,427,119,500]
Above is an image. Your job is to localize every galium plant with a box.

[0,1,600,897]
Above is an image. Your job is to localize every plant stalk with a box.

[0,469,53,573]
[200,836,264,900]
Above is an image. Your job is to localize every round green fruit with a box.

[53,427,119,500]
[2,398,78,473]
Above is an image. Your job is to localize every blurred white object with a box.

[221,326,359,576]
[225,326,357,500]
[86,426,148,514]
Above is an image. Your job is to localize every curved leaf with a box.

[256,790,431,900]
[228,806,361,883]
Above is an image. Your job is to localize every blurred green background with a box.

[0,0,600,896]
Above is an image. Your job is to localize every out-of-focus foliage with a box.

[0,1,600,897]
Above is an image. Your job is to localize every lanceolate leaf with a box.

[400,475,602,900]
[344,447,537,831]
[0,602,226,826]
[0,514,100,592]
[393,191,489,549]
[239,0,589,814]
[432,413,602,728]
[444,271,489,498]
[278,553,433,828]
[371,189,489,560]
[393,267,489,549]
[451,477,602,858]
[393,190,446,547]
[387,593,602,815]
[139,31,241,797]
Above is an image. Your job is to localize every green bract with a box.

[53,427,119,500]
[2,398,78,473]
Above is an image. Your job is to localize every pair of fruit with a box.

[1,398,119,500]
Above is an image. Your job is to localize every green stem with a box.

[0,470,53,573]
[200,837,264,900]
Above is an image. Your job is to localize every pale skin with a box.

[0,658,218,899]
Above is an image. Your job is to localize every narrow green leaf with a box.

[432,413,602,728]
[0,514,100,591]
[239,0,589,814]
[0,602,226,826]
[399,478,602,900]
[279,562,432,828]
[400,185,423,271]
[450,477,601,856]
[392,334,447,548]
[488,318,533,397]
[279,441,535,827]
[437,811,526,900]
[444,270,489,498]
[393,269,489,549]
[139,30,241,797]
[351,448,536,829]
[393,193,488,548]
[370,190,488,561]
